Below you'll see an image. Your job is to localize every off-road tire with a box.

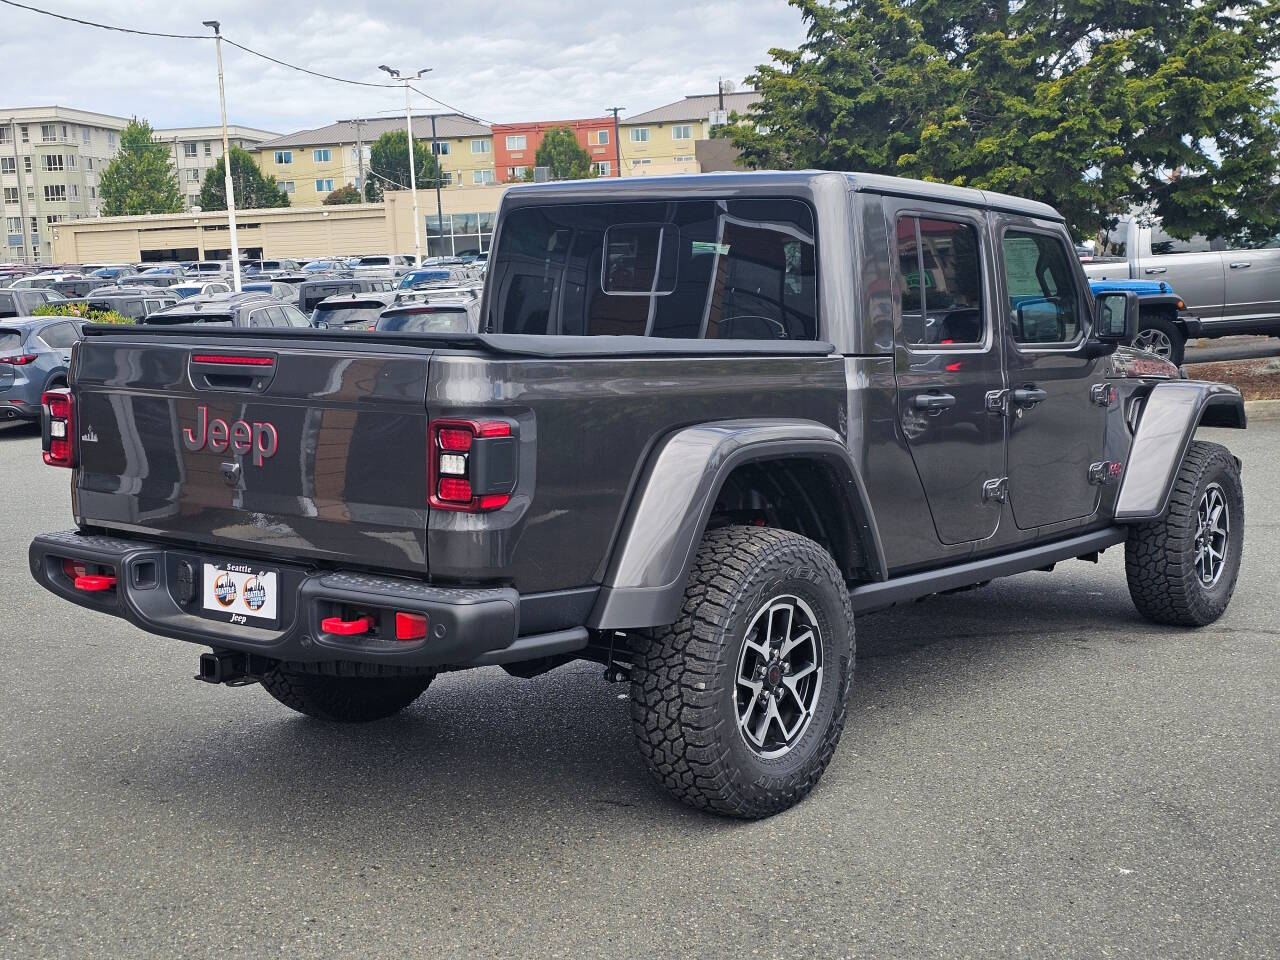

[1125,441,1243,626]
[1134,313,1186,365]
[629,526,855,818]
[261,667,433,722]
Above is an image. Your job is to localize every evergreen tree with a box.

[199,146,290,211]
[363,130,439,202]
[98,119,183,217]
[534,127,596,180]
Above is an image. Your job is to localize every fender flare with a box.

[587,419,886,630]
[1114,380,1246,521]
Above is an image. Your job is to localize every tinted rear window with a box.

[313,303,385,327]
[378,308,470,333]
[142,313,234,326]
[0,330,24,352]
[488,198,818,340]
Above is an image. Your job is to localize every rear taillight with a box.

[428,419,517,512]
[42,389,76,467]
[0,354,37,365]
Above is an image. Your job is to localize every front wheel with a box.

[629,526,855,818]
[1133,314,1186,365]
[1125,441,1244,626]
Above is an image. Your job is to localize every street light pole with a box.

[204,20,241,292]
[379,65,430,268]
[430,113,444,258]
[608,107,624,177]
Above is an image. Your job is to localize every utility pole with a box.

[379,65,430,268]
[429,113,444,258]
[204,20,241,292]
[607,106,624,177]
[354,118,365,198]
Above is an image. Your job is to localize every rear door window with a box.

[895,216,984,347]
[488,198,818,340]
[36,322,78,349]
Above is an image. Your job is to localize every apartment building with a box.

[490,117,619,182]
[253,115,495,205]
[1,106,131,264]
[157,125,278,212]
[619,90,760,176]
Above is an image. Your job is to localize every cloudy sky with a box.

[0,0,807,133]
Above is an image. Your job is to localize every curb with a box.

[1243,399,1280,422]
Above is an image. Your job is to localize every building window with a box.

[629,127,650,143]
[26,187,34,202]
[632,158,652,165]
[107,131,116,148]
[43,185,67,203]
[2,188,17,205]
[41,155,65,172]
[23,156,31,174]
[204,141,212,157]
[592,161,611,176]
[85,157,93,171]
[432,141,450,155]
[46,214,62,225]
[673,154,696,163]
[473,170,495,185]
[591,129,610,145]
[82,127,92,144]
[5,217,19,232]
[438,171,453,186]
[0,157,13,174]
[41,124,57,143]
[67,154,77,170]
[275,150,292,164]
[0,126,10,145]
[62,125,69,139]
[189,194,200,207]
[315,179,334,192]
[313,148,331,162]
[672,124,693,140]
[471,139,490,154]
[69,184,79,200]
[505,135,527,151]
[89,186,96,199]
[279,180,295,194]
[187,169,200,182]
[508,166,527,179]
[20,125,29,144]
[183,142,198,158]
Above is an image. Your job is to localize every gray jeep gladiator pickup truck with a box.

[30,172,1247,818]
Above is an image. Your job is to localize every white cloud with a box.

[0,0,806,133]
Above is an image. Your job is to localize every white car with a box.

[172,280,233,300]
[5,271,84,289]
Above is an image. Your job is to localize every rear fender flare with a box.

[1115,380,1246,521]
[587,419,886,630]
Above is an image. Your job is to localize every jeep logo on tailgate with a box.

[182,405,278,467]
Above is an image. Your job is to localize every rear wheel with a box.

[1125,441,1243,626]
[261,667,433,722]
[629,526,855,818]
[1133,313,1186,365]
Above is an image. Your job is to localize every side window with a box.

[37,322,77,349]
[1002,230,1083,345]
[249,309,273,328]
[281,305,310,327]
[895,216,984,347]
[266,306,288,327]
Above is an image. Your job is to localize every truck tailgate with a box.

[72,334,432,573]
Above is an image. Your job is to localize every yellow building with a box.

[619,91,760,177]
[252,115,496,206]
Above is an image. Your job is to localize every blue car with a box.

[1087,278,1197,363]
[0,316,81,424]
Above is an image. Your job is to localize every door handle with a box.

[1011,386,1048,407]
[1228,261,1251,269]
[913,392,956,411]
[1144,267,1167,275]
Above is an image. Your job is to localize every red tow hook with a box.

[320,616,372,636]
[74,574,117,592]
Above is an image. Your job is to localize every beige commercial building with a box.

[49,185,510,264]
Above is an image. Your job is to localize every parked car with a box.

[241,281,300,304]
[301,259,351,275]
[1087,278,1195,362]
[30,171,1248,820]
[0,287,66,318]
[47,278,114,299]
[129,274,186,289]
[310,292,397,329]
[139,264,187,278]
[142,291,312,328]
[5,272,83,290]
[77,287,180,320]
[297,276,397,314]
[88,265,138,281]
[397,267,470,289]
[188,261,232,277]
[243,259,301,276]
[1083,216,1280,359]
[373,298,479,334]
[171,280,233,301]
[347,254,413,276]
[0,316,80,422]
[392,284,483,308]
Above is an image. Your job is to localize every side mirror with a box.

[1092,290,1138,344]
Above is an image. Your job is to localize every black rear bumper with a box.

[29,530,586,668]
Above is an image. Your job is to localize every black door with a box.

[996,220,1108,529]
[891,204,1005,545]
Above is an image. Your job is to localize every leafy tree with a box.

[534,127,595,180]
[34,302,132,324]
[363,130,439,202]
[98,119,183,217]
[322,184,363,205]
[199,146,290,211]
[729,0,1280,244]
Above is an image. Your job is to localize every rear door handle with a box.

[913,392,957,411]
[1229,261,1251,269]
[1011,386,1048,407]
[1144,267,1167,275]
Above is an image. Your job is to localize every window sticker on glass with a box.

[691,241,731,256]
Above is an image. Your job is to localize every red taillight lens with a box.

[437,427,473,452]
[428,419,516,512]
[0,354,37,365]
[42,389,76,468]
[437,477,473,502]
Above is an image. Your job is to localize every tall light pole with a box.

[608,107,624,177]
[379,65,430,268]
[204,20,242,292]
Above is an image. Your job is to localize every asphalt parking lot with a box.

[0,419,1276,960]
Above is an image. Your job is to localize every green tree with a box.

[363,130,439,202]
[322,184,363,205]
[199,146,290,211]
[534,126,595,180]
[98,119,183,217]
[729,0,1280,243]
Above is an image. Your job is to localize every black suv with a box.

[142,292,312,328]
